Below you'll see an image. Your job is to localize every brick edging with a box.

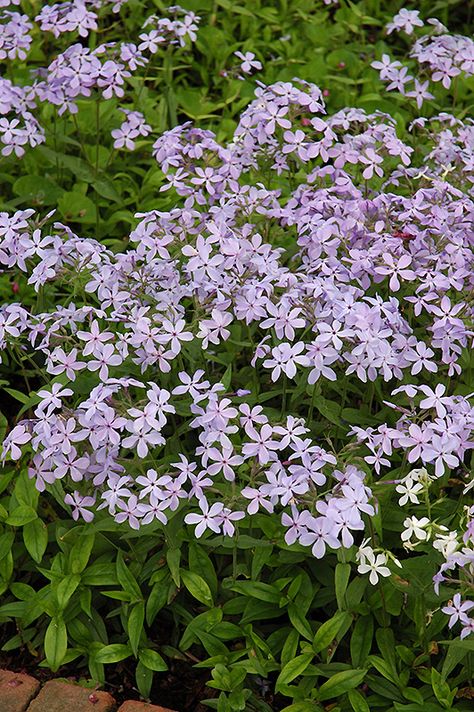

[0,672,177,712]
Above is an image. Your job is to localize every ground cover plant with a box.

[0,1,473,711]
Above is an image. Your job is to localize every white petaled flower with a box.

[401,515,431,543]
[396,476,424,505]
[355,538,374,564]
[432,530,459,558]
[357,551,391,585]
[407,467,430,483]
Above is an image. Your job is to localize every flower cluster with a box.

[1,4,473,643]
[373,10,474,110]
[0,78,44,156]
[0,9,32,60]
[36,1,99,38]
[0,78,473,611]
[111,109,151,150]
[0,1,199,157]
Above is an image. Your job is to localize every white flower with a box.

[401,515,430,543]
[432,530,459,558]
[407,467,430,483]
[396,477,424,505]
[357,551,391,585]
[355,539,374,564]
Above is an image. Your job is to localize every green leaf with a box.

[441,640,470,680]
[58,190,97,224]
[367,655,400,686]
[81,563,117,586]
[348,689,370,712]
[6,506,37,527]
[38,147,95,182]
[166,547,181,587]
[116,551,142,601]
[335,563,351,610]
[393,704,448,712]
[376,627,399,684]
[56,574,81,610]
[135,660,153,699]
[128,601,145,656]
[431,667,455,708]
[221,363,232,390]
[69,532,95,574]
[13,175,63,206]
[44,616,67,672]
[0,532,15,562]
[3,388,30,405]
[138,648,168,672]
[276,653,314,690]
[318,669,367,701]
[95,643,132,663]
[313,611,351,654]
[23,519,48,563]
[229,580,281,603]
[313,396,343,425]
[92,178,121,203]
[288,603,313,641]
[146,578,170,625]
[281,629,300,667]
[181,570,213,607]
[188,542,217,598]
[351,616,373,667]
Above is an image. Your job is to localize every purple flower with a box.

[442,593,474,628]
[184,500,224,537]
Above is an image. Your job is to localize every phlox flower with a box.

[371,54,402,80]
[374,253,416,291]
[263,342,309,381]
[401,515,431,543]
[418,384,451,418]
[36,383,74,414]
[442,593,474,628]
[87,343,123,381]
[234,51,262,74]
[281,506,311,545]
[217,507,245,536]
[359,148,384,180]
[140,493,169,525]
[357,550,391,585]
[197,308,233,349]
[184,500,224,537]
[2,424,31,461]
[406,79,434,109]
[396,477,424,505]
[299,516,340,559]
[386,9,424,35]
[114,494,146,530]
[64,491,96,523]
[241,486,274,515]
[242,424,280,464]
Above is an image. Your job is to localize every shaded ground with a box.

[0,642,218,712]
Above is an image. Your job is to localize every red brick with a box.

[0,669,40,712]
[117,702,177,712]
[26,680,116,712]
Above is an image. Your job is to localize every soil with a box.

[0,634,218,712]
[0,636,287,710]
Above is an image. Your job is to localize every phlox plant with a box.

[0,2,473,712]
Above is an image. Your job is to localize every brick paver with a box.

[26,680,116,712]
[0,670,40,712]
[0,672,177,712]
[117,702,176,712]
